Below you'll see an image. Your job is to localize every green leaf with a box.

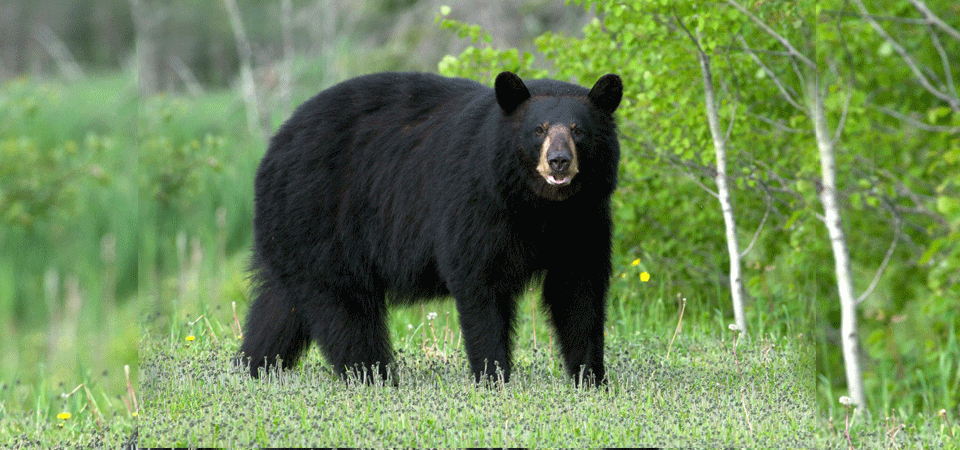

[783,210,803,230]
[936,196,960,215]
[927,106,951,125]
[918,239,943,266]
[877,41,894,57]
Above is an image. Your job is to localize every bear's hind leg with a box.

[238,280,312,378]
[304,290,394,383]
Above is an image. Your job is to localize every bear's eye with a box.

[534,125,546,136]
[572,126,584,138]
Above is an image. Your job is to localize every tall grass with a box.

[1,73,137,397]
[0,73,141,445]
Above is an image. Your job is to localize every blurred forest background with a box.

[0,0,958,442]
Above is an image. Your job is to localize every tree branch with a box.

[726,0,815,69]
[856,213,901,305]
[907,0,960,41]
[715,45,794,58]
[655,149,721,198]
[820,9,928,25]
[736,35,805,110]
[740,194,771,258]
[831,85,852,149]
[34,25,83,82]
[168,56,203,96]
[925,21,957,100]
[878,168,950,227]
[686,168,720,199]
[747,111,806,133]
[852,0,960,110]
[831,3,857,148]
[721,46,741,146]
[871,104,960,133]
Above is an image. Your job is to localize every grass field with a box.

[138,282,817,448]
[133,253,949,448]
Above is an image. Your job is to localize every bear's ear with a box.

[588,74,622,115]
[495,71,531,114]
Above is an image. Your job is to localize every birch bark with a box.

[812,85,865,410]
[697,45,749,336]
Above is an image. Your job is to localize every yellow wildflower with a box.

[639,272,650,282]
[57,412,71,420]
[186,335,195,342]
[631,259,641,266]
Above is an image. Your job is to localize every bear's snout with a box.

[537,124,579,186]
[548,149,571,174]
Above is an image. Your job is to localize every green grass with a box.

[139,294,816,447]
[133,249,823,447]
[816,397,958,449]
[131,242,953,448]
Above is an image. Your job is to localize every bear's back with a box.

[308,72,487,124]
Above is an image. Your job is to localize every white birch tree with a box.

[726,0,867,410]
[127,0,162,97]
[222,0,268,143]
[673,15,749,337]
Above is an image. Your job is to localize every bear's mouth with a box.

[545,174,573,186]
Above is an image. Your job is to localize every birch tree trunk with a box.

[697,45,748,336]
[222,0,267,143]
[279,0,294,115]
[672,15,750,336]
[812,84,865,411]
[727,0,865,408]
[127,0,158,97]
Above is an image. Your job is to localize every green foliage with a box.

[0,75,138,312]
[137,96,226,210]
[134,87,262,288]
[816,0,960,418]
[0,79,112,228]
[436,9,546,83]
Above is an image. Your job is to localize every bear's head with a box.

[495,71,622,201]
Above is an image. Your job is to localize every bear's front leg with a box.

[453,288,518,383]
[542,269,608,386]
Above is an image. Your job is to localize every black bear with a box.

[239,71,622,384]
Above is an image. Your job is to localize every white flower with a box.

[839,396,853,406]
[728,323,740,332]
[427,312,438,320]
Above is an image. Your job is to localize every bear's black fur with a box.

[239,71,622,384]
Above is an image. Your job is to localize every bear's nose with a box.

[548,153,570,173]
